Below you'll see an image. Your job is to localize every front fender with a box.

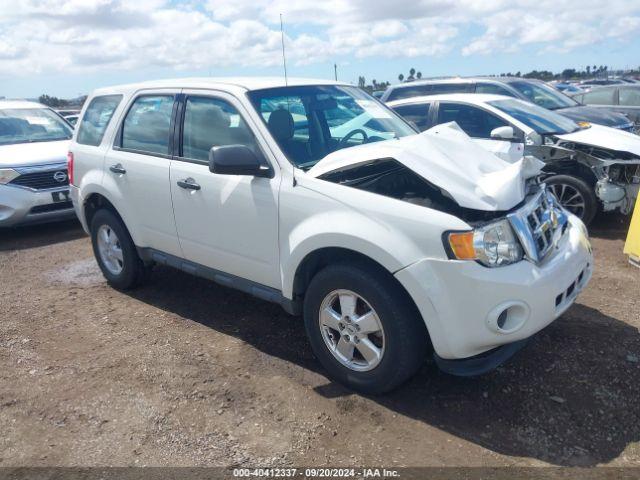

[281,209,425,299]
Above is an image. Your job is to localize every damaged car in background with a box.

[71,79,592,393]
[388,94,640,225]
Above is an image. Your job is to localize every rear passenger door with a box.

[169,91,281,289]
[435,101,524,163]
[106,90,182,256]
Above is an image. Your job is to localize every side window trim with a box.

[113,92,179,159]
[174,92,274,171]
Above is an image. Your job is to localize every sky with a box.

[1,0,639,99]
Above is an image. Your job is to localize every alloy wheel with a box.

[318,289,385,372]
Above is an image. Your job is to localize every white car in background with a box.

[388,94,640,224]
[0,101,76,227]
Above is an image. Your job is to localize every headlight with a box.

[0,168,19,184]
[445,219,523,267]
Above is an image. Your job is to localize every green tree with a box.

[416,71,422,79]
[398,73,404,82]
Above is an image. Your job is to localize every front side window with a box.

[182,96,258,161]
[0,108,72,146]
[437,102,508,139]
[619,88,640,107]
[77,95,122,146]
[121,95,174,155]
[509,81,579,110]
[392,103,430,131]
[489,98,580,135]
[248,86,415,170]
[582,88,616,106]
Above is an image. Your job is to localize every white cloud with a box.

[0,0,639,78]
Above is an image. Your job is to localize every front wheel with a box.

[303,264,428,394]
[546,175,598,225]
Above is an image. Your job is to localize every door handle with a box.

[177,178,201,191]
[109,164,126,174]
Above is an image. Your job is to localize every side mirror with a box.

[490,125,516,140]
[209,145,272,178]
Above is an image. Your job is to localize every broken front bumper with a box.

[394,215,593,363]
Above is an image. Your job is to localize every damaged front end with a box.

[540,125,640,215]
[557,142,640,215]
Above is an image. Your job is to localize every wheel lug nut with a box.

[338,323,344,330]
[344,335,350,342]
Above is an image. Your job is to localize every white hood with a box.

[556,124,640,158]
[0,139,69,167]
[308,123,544,211]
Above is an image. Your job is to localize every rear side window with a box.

[121,95,174,155]
[387,85,433,102]
[581,88,615,106]
[392,103,430,131]
[475,83,514,96]
[619,88,640,107]
[77,95,122,146]
[429,83,474,95]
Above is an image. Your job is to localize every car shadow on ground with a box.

[0,219,85,252]
[589,212,631,241]
[128,266,640,467]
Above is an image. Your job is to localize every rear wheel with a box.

[546,174,597,225]
[303,263,428,394]
[90,209,149,290]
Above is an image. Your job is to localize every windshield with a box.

[489,98,581,135]
[0,108,73,146]
[510,81,580,110]
[247,85,416,169]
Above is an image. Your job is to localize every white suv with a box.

[69,78,593,393]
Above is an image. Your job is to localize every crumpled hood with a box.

[556,124,640,158]
[0,140,69,167]
[557,105,630,128]
[307,122,544,211]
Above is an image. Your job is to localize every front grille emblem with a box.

[53,171,68,183]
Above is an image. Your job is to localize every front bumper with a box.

[395,215,593,362]
[0,184,76,227]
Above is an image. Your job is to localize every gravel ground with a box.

[0,214,638,468]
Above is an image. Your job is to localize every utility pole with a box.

[334,63,338,81]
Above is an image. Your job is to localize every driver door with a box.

[169,91,281,289]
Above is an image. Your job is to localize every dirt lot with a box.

[0,215,639,468]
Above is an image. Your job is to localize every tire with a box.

[303,263,428,395]
[546,174,598,226]
[90,209,149,290]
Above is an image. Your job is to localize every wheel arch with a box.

[289,247,430,343]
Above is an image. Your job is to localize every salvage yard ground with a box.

[0,216,639,467]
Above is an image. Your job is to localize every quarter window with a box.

[437,102,508,139]
[77,95,122,146]
[182,97,258,162]
[392,104,430,131]
[121,95,174,155]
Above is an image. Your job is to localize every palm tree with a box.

[398,74,404,82]
[416,71,422,79]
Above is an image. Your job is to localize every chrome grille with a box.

[8,163,68,191]
[508,185,568,264]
